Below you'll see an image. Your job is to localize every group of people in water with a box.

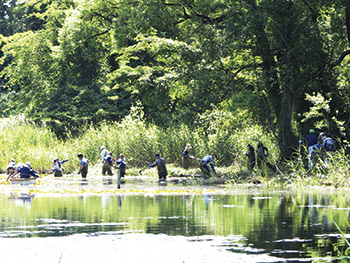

[245,129,338,172]
[5,130,335,182]
[5,144,218,183]
[245,142,277,173]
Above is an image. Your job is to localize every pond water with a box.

[1,176,350,262]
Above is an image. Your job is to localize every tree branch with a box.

[310,50,350,79]
[88,29,112,40]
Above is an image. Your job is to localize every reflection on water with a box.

[1,189,350,261]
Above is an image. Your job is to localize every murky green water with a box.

[1,177,350,262]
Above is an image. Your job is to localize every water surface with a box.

[1,176,349,262]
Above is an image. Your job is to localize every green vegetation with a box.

[0,107,349,189]
[0,0,350,160]
[0,106,278,177]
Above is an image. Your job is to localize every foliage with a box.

[1,0,350,159]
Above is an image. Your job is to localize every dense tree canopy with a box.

[1,0,350,158]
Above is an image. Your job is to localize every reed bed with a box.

[0,111,279,177]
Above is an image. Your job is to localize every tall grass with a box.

[0,108,280,176]
[287,146,350,187]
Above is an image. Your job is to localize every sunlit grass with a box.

[0,111,280,182]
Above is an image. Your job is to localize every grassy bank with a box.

[0,109,278,175]
[2,111,349,188]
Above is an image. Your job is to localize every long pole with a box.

[117,169,121,189]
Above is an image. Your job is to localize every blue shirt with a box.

[305,134,317,147]
[116,158,126,169]
[201,155,216,174]
[52,159,69,172]
[310,144,323,158]
[80,158,89,168]
[149,157,166,168]
[182,149,190,157]
[18,164,39,178]
[103,155,113,165]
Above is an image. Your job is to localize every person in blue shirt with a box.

[100,146,109,161]
[10,162,39,179]
[52,158,69,177]
[299,129,318,168]
[77,153,89,178]
[149,153,167,182]
[309,138,325,168]
[182,144,197,169]
[200,155,216,178]
[116,154,126,181]
[303,129,318,148]
[102,152,114,176]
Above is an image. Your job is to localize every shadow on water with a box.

[1,184,350,261]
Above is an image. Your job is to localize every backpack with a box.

[324,137,336,152]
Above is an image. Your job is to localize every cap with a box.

[100,146,105,151]
[154,153,160,157]
[319,132,325,137]
[53,158,59,163]
[77,153,83,157]
[309,129,315,133]
[10,159,15,163]
[186,144,192,149]
[26,162,31,167]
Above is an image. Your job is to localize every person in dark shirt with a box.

[245,144,256,171]
[149,153,167,182]
[199,155,216,179]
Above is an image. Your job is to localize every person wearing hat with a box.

[245,144,256,171]
[9,162,39,179]
[102,152,114,176]
[182,144,197,169]
[52,158,69,177]
[100,146,109,161]
[323,133,336,152]
[199,154,216,179]
[149,153,167,182]
[116,154,126,182]
[77,153,89,178]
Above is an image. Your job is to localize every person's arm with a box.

[117,159,126,169]
[7,170,19,181]
[31,170,39,178]
[78,161,85,173]
[149,159,158,168]
[61,159,69,164]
